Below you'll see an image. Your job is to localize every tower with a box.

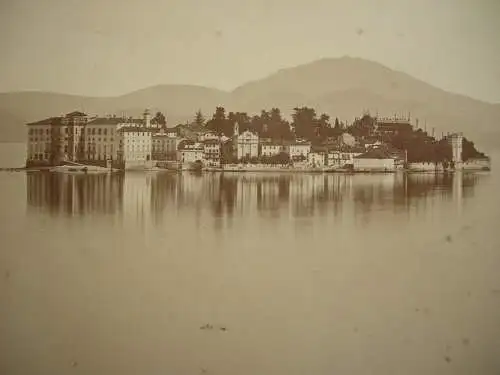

[449,133,463,166]
[143,109,151,128]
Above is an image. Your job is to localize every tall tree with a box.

[347,113,376,138]
[267,107,292,140]
[462,137,486,160]
[292,107,317,140]
[334,117,341,129]
[194,110,205,127]
[153,111,166,126]
[206,106,227,135]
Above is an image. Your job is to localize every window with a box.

[98,128,102,135]
[92,128,95,135]
[104,128,107,135]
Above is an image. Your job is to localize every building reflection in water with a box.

[26,171,482,224]
[26,171,124,216]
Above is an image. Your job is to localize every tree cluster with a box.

[203,106,343,144]
[199,107,486,162]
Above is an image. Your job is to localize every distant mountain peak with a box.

[0,57,498,148]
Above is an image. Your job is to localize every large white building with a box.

[84,116,131,162]
[234,123,259,160]
[27,111,90,164]
[26,109,158,169]
[118,126,154,168]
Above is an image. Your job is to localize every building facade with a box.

[84,116,126,162]
[353,149,396,171]
[287,142,311,161]
[203,139,222,167]
[118,126,153,169]
[235,130,259,160]
[27,111,90,165]
[26,109,157,169]
[327,150,363,168]
[260,142,285,157]
[448,133,463,166]
[308,152,326,167]
[177,141,204,164]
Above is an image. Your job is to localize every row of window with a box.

[30,136,116,143]
[29,127,117,136]
[124,132,149,137]
[86,138,115,143]
[125,146,151,152]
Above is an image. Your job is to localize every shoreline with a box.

[0,166,490,174]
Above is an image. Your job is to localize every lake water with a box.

[1,143,499,375]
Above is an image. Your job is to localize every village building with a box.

[308,152,326,168]
[117,126,154,169]
[203,139,222,167]
[152,133,169,160]
[198,130,219,142]
[163,128,177,137]
[326,146,365,169]
[286,141,311,161]
[165,136,183,160]
[260,141,285,157]
[233,123,259,160]
[151,125,183,161]
[177,140,204,164]
[353,148,396,171]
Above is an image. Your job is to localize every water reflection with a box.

[26,171,124,215]
[26,171,483,221]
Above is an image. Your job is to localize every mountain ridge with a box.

[1,57,499,149]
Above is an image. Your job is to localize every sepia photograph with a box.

[0,0,499,374]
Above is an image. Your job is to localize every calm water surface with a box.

[1,144,499,375]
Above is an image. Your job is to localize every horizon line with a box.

[0,55,498,105]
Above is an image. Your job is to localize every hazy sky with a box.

[1,0,499,102]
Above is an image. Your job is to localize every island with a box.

[24,107,491,173]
